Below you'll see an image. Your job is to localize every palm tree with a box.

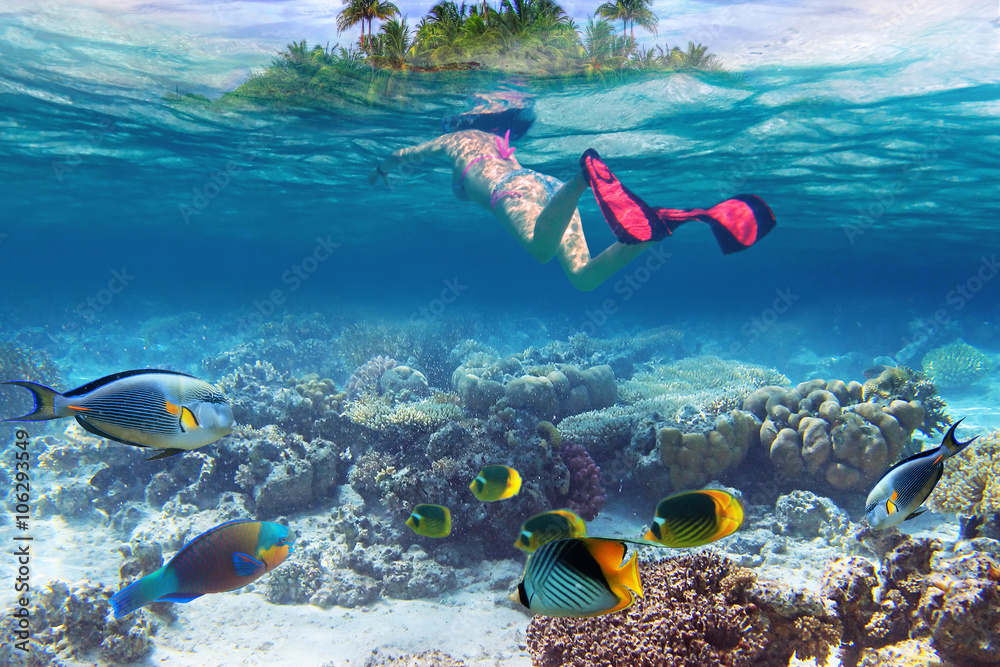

[673,41,719,70]
[338,0,401,53]
[337,0,369,50]
[372,17,415,69]
[595,0,657,42]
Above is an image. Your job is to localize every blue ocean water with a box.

[2,2,998,380]
[1,1,1000,664]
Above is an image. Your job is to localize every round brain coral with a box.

[525,552,769,667]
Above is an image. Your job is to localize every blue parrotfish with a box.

[110,520,295,618]
[510,537,642,618]
[865,419,977,530]
[2,369,234,459]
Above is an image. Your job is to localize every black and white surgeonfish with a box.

[510,537,642,618]
[865,419,977,530]
[2,369,234,459]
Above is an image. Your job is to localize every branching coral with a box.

[525,552,769,667]
[922,340,994,390]
[927,430,1000,516]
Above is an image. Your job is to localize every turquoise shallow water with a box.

[1,1,1000,666]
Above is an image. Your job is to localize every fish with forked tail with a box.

[866,419,977,529]
[2,369,233,459]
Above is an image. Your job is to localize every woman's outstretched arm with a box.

[368,136,452,185]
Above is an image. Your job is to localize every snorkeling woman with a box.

[368,129,775,292]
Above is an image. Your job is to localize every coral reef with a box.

[917,550,1000,665]
[774,490,851,540]
[216,361,348,438]
[927,429,1000,516]
[519,326,686,378]
[346,355,398,400]
[743,377,946,491]
[657,409,760,490]
[558,443,606,521]
[2,580,154,665]
[821,536,942,666]
[525,552,770,667]
[339,317,476,388]
[858,367,950,435]
[451,353,617,419]
[921,339,994,390]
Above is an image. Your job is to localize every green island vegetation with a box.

[174,0,725,113]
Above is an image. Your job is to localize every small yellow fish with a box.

[514,510,587,553]
[470,465,521,501]
[406,504,452,538]
[643,489,744,547]
[510,537,642,618]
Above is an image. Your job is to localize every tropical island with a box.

[179,0,725,113]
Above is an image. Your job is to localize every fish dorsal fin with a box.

[64,369,196,397]
[232,552,265,577]
[171,520,257,564]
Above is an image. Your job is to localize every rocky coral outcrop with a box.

[743,377,946,491]
[452,353,617,419]
[2,580,154,665]
[525,552,770,667]
[657,409,760,490]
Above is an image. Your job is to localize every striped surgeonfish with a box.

[110,519,295,618]
[510,537,642,618]
[2,369,233,459]
[865,419,977,530]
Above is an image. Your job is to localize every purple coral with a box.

[560,443,606,521]
[345,355,397,401]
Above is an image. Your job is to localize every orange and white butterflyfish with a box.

[2,369,233,459]
[865,419,977,530]
[514,509,587,553]
[510,537,642,618]
[470,465,521,501]
[406,504,452,538]
[643,489,744,548]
